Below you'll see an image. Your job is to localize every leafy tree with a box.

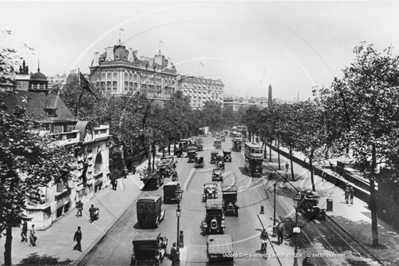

[316,42,399,247]
[0,109,75,265]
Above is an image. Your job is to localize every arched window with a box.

[94,152,103,175]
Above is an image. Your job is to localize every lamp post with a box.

[175,189,183,248]
[292,193,302,266]
[273,182,277,226]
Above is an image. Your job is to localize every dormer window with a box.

[44,108,57,117]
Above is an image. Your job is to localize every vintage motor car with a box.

[223,150,232,162]
[222,186,239,217]
[202,183,218,202]
[216,154,225,170]
[207,235,234,263]
[201,199,226,235]
[186,146,198,163]
[194,138,204,151]
[214,140,222,149]
[232,139,242,152]
[299,189,326,221]
[194,156,205,168]
[131,232,168,266]
[212,168,223,182]
[140,170,164,190]
[156,157,176,179]
[163,181,182,204]
[210,150,219,164]
[221,135,226,142]
[136,196,165,228]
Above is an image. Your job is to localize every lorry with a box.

[207,235,234,263]
[186,146,198,163]
[222,186,239,217]
[131,232,168,266]
[136,196,165,228]
[201,199,226,235]
[163,181,182,204]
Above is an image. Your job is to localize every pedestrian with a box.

[132,165,136,175]
[89,204,98,223]
[20,220,28,242]
[76,200,83,217]
[349,186,354,204]
[276,222,285,245]
[170,242,180,265]
[29,224,36,247]
[285,161,289,172]
[345,187,350,204]
[73,226,82,252]
[111,178,118,190]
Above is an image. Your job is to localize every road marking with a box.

[183,168,196,192]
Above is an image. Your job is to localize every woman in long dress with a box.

[29,224,36,247]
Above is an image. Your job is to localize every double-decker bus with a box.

[244,142,264,177]
[237,126,248,141]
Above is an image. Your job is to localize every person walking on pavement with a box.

[349,186,354,204]
[89,204,98,223]
[73,226,82,252]
[170,242,180,265]
[132,165,136,175]
[276,222,285,245]
[29,224,36,247]
[76,200,83,217]
[21,220,28,242]
[111,178,118,190]
[285,161,289,172]
[345,187,350,204]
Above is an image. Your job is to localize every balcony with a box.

[52,130,81,146]
[94,125,110,140]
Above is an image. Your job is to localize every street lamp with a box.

[292,192,302,266]
[175,189,183,248]
[273,182,277,226]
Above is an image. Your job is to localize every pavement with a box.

[262,144,399,266]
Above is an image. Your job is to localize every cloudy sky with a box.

[1,0,398,100]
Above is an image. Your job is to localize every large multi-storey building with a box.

[89,40,178,102]
[177,75,224,109]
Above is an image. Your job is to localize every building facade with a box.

[177,75,224,109]
[2,62,111,230]
[89,40,178,102]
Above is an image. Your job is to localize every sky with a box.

[1,0,399,100]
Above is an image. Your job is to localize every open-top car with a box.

[194,156,205,168]
[210,150,219,164]
[212,168,223,182]
[223,150,232,162]
[202,183,218,202]
[214,140,222,149]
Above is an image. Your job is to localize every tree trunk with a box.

[168,140,171,155]
[264,140,267,159]
[277,139,281,170]
[152,144,156,170]
[370,143,379,247]
[269,141,272,162]
[147,142,151,170]
[290,147,295,181]
[4,221,12,265]
[310,150,315,192]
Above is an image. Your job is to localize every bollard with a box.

[179,230,184,248]
[260,205,264,214]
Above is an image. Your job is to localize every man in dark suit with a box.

[170,242,180,265]
[73,226,82,252]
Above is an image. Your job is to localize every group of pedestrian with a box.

[20,220,37,247]
[345,183,355,204]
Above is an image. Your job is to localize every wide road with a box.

[78,134,280,266]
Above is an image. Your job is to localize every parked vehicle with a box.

[140,171,164,190]
[222,186,239,217]
[186,146,198,163]
[212,169,223,182]
[201,198,225,235]
[207,235,234,263]
[214,140,222,149]
[131,232,168,266]
[210,150,219,164]
[136,196,165,228]
[223,150,232,162]
[163,181,182,203]
[194,156,205,168]
[232,139,242,152]
[202,183,218,202]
